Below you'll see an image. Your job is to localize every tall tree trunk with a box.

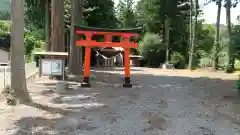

[69,0,83,75]
[188,0,195,70]
[45,0,50,51]
[193,0,198,66]
[225,0,234,72]
[164,17,170,64]
[51,0,64,52]
[48,0,52,51]
[10,0,31,103]
[212,0,222,71]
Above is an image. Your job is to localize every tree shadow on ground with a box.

[91,67,144,72]
[12,115,98,135]
[12,97,105,135]
[23,102,72,115]
[10,69,240,135]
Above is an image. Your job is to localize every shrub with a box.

[24,33,45,63]
[130,48,140,55]
[225,64,235,73]
[0,33,10,51]
[0,20,10,34]
[139,33,165,67]
[26,23,45,40]
[170,52,186,69]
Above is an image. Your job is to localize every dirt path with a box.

[0,68,240,135]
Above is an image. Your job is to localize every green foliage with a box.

[218,27,229,67]
[136,0,192,64]
[0,10,10,20]
[229,25,240,72]
[116,0,137,28]
[195,23,216,68]
[140,33,165,67]
[84,0,118,28]
[26,23,45,40]
[0,21,44,63]
[25,0,118,29]
[0,33,10,52]
[225,64,235,73]
[0,21,11,51]
[135,0,162,33]
[64,0,71,28]
[235,60,240,70]
[24,34,37,56]
[0,20,10,34]
[170,52,186,69]
[130,48,140,55]
[25,0,46,28]
[24,32,44,63]
[197,24,215,55]
[25,0,73,29]
[232,25,240,56]
[196,24,214,68]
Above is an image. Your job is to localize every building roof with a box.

[34,51,68,56]
[75,25,142,33]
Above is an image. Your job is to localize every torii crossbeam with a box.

[75,25,142,88]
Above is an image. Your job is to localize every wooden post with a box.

[81,47,91,87]
[38,58,42,77]
[123,48,132,88]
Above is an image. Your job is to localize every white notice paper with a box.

[42,60,51,75]
[41,59,63,76]
[51,60,62,75]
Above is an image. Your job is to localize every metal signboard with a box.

[41,59,63,76]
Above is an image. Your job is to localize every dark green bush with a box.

[225,64,235,73]
[139,33,165,67]
[0,33,10,51]
[130,48,140,55]
[24,33,45,63]
[170,52,186,69]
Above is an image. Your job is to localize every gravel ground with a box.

[0,67,240,135]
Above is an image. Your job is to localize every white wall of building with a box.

[0,49,9,63]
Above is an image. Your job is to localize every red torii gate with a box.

[75,25,141,88]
